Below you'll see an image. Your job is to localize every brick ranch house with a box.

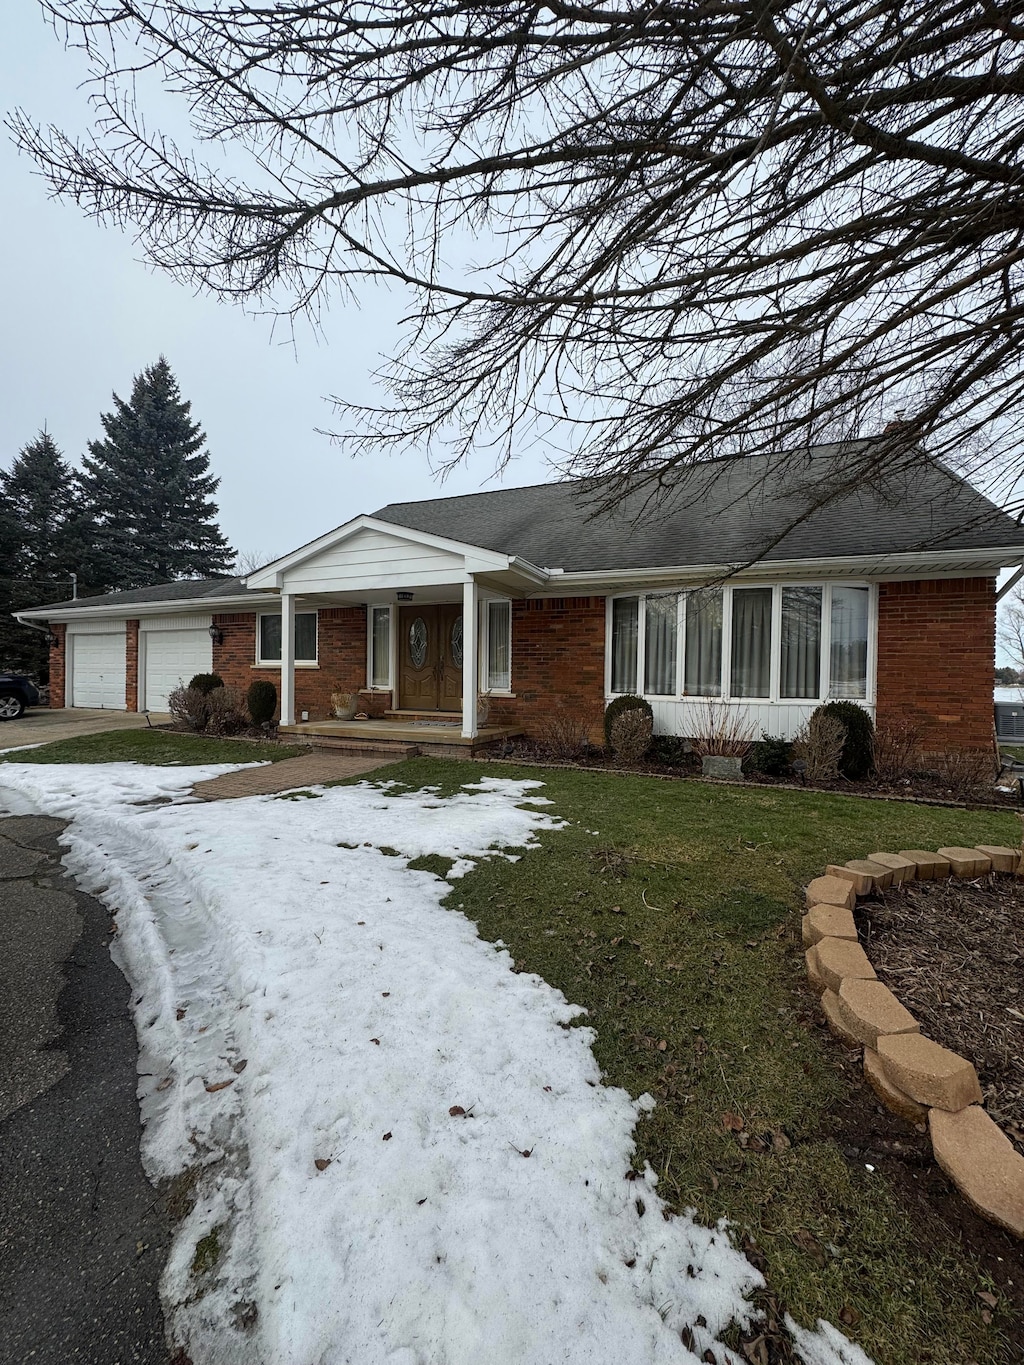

[21,445,1024,754]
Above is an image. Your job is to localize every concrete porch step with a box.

[288,735,422,757]
[383,708,462,724]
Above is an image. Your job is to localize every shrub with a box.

[818,700,874,779]
[609,706,654,763]
[246,678,278,726]
[206,686,248,736]
[648,735,691,767]
[168,684,213,733]
[792,711,846,783]
[538,701,602,760]
[872,716,923,782]
[603,694,653,748]
[745,733,793,777]
[930,747,995,793]
[688,698,755,759]
[188,672,224,695]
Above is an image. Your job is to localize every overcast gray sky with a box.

[1,7,555,566]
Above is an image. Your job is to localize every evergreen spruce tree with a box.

[0,430,82,677]
[80,358,234,589]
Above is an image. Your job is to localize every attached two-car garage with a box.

[66,615,213,712]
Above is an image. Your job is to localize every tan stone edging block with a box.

[800,842,1024,1238]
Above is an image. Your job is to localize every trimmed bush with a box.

[609,706,654,763]
[818,700,874,779]
[206,687,248,736]
[168,684,213,733]
[648,735,690,767]
[246,678,278,726]
[188,672,224,695]
[603,694,653,748]
[793,711,846,783]
[745,733,793,777]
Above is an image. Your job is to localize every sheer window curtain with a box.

[611,598,639,693]
[730,587,772,697]
[830,586,869,697]
[371,607,391,687]
[644,594,678,694]
[684,588,723,695]
[487,600,511,689]
[780,587,822,699]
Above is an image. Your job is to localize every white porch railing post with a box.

[280,591,296,726]
[462,578,478,739]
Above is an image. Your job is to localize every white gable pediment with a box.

[279,523,473,595]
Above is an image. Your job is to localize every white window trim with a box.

[604,581,877,706]
[478,595,514,695]
[366,604,395,690]
[256,610,319,668]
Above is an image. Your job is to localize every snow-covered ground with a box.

[0,761,871,1365]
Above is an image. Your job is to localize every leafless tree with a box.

[232,548,284,577]
[10,1,1024,529]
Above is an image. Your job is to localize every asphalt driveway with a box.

[0,814,171,1363]
[0,708,172,750]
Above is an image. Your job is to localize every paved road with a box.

[0,815,172,1364]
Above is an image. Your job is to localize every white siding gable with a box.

[280,527,470,595]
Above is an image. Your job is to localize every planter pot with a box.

[702,754,743,780]
[477,698,491,728]
[331,696,359,720]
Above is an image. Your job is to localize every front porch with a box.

[279,716,522,758]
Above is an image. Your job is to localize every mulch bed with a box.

[858,876,1024,1156]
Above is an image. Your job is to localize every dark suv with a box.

[0,673,40,720]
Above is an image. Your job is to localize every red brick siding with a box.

[48,623,66,708]
[486,597,606,740]
[126,620,140,711]
[875,577,995,752]
[212,607,369,721]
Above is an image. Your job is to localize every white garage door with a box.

[144,629,213,711]
[71,633,127,709]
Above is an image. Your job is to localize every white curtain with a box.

[780,587,821,698]
[644,594,678,695]
[487,600,511,689]
[830,586,869,697]
[371,607,390,687]
[684,588,723,695]
[611,597,639,693]
[730,587,772,697]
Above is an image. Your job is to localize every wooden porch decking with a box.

[278,716,522,758]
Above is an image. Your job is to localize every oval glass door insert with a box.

[450,615,464,667]
[409,617,428,669]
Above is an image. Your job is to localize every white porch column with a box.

[462,578,478,739]
[280,591,296,726]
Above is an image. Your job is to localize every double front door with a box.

[398,605,464,712]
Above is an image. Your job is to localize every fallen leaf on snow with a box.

[314,1158,331,1171]
[205,1079,235,1093]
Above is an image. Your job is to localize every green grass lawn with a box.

[0,729,304,767]
[370,758,1021,1365]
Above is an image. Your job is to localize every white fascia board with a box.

[552,546,1024,591]
[246,514,521,589]
[16,593,280,623]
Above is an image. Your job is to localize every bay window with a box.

[608,582,872,703]
[258,611,318,665]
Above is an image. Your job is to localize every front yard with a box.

[1,733,1020,1363]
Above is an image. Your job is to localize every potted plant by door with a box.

[477,694,491,728]
[331,690,359,720]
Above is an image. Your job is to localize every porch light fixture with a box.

[208,623,224,646]
[396,592,414,601]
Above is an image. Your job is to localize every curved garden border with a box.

[802,845,1024,1240]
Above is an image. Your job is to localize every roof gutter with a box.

[15,592,282,623]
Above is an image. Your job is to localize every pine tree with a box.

[0,430,81,677]
[80,358,234,589]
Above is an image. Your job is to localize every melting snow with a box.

[0,762,871,1365]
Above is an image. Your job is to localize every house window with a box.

[683,588,723,696]
[830,585,869,698]
[258,611,318,665]
[780,587,822,699]
[370,606,391,688]
[644,594,678,695]
[730,587,772,698]
[608,582,873,704]
[485,600,512,691]
[610,597,639,693]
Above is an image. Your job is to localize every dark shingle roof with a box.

[27,576,248,614]
[374,444,1024,572]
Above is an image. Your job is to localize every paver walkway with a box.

[192,749,399,800]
